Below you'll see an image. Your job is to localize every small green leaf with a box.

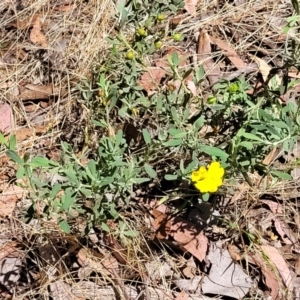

[87,159,97,178]
[101,222,111,232]
[144,163,157,178]
[16,166,25,178]
[130,177,149,184]
[6,150,23,164]
[31,156,51,167]
[164,174,178,180]
[199,145,229,160]
[8,135,16,150]
[163,139,182,147]
[171,106,180,123]
[270,171,292,180]
[62,190,75,211]
[142,129,151,144]
[168,128,186,138]
[269,120,288,129]
[59,220,70,233]
[202,193,210,201]
[194,116,205,130]
[98,177,114,187]
[64,170,79,184]
[241,133,264,142]
[124,230,139,237]
[239,142,253,150]
[0,134,7,145]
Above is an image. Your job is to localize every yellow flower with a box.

[191,162,224,193]
[191,166,207,182]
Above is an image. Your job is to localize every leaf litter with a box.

[0,0,299,299]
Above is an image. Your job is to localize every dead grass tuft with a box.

[0,0,114,150]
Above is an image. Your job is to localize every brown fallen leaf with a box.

[295,256,300,276]
[139,48,192,95]
[77,248,119,277]
[138,67,166,95]
[184,0,198,15]
[0,241,20,261]
[174,290,189,300]
[18,85,53,101]
[9,14,40,30]
[0,185,23,217]
[210,36,247,69]
[151,209,171,240]
[250,55,280,87]
[262,148,280,165]
[250,251,279,299]
[103,233,127,265]
[202,244,252,298]
[0,104,13,134]
[30,16,48,47]
[198,29,221,86]
[261,245,293,290]
[14,125,49,142]
[170,216,208,262]
[228,244,242,261]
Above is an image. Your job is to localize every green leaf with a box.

[270,171,292,180]
[269,120,288,129]
[194,116,205,130]
[199,145,229,160]
[163,139,182,147]
[182,69,193,80]
[62,190,75,211]
[142,129,151,144]
[6,150,23,164]
[144,163,157,178]
[49,183,62,198]
[64,170,79,184]
[98,177,114,187]
[87,159,97,178]
[8,135,16,150]
[123,230,139,237]
[202,193,210,201]
[168,128,186,138]
[16,166,25,178]
[171,106,180,123]
[59,220,70,233]
[164,174,178,180]
[105,37,121,45]
[0,134,7,146]
[31,156,51,167]
[239,142,253,150]
[130,177,149,184]
[241,132,264,142]
[101,222,111,232]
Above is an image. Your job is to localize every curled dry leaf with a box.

[139,48,193,95]
[251,251,279,299]
[30,16,48,47]
[202,244,252,298]
[198,29,221,86]
[138,68,166,95]
[170,216,208,262]
[184,0,198,15]
[174,290,189,300]
[261,245,293,290]
[77,248,119,277]
[0,184,23,217]
[0,104,12,134]
[210,36,247,69]
[151,209,171,240]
